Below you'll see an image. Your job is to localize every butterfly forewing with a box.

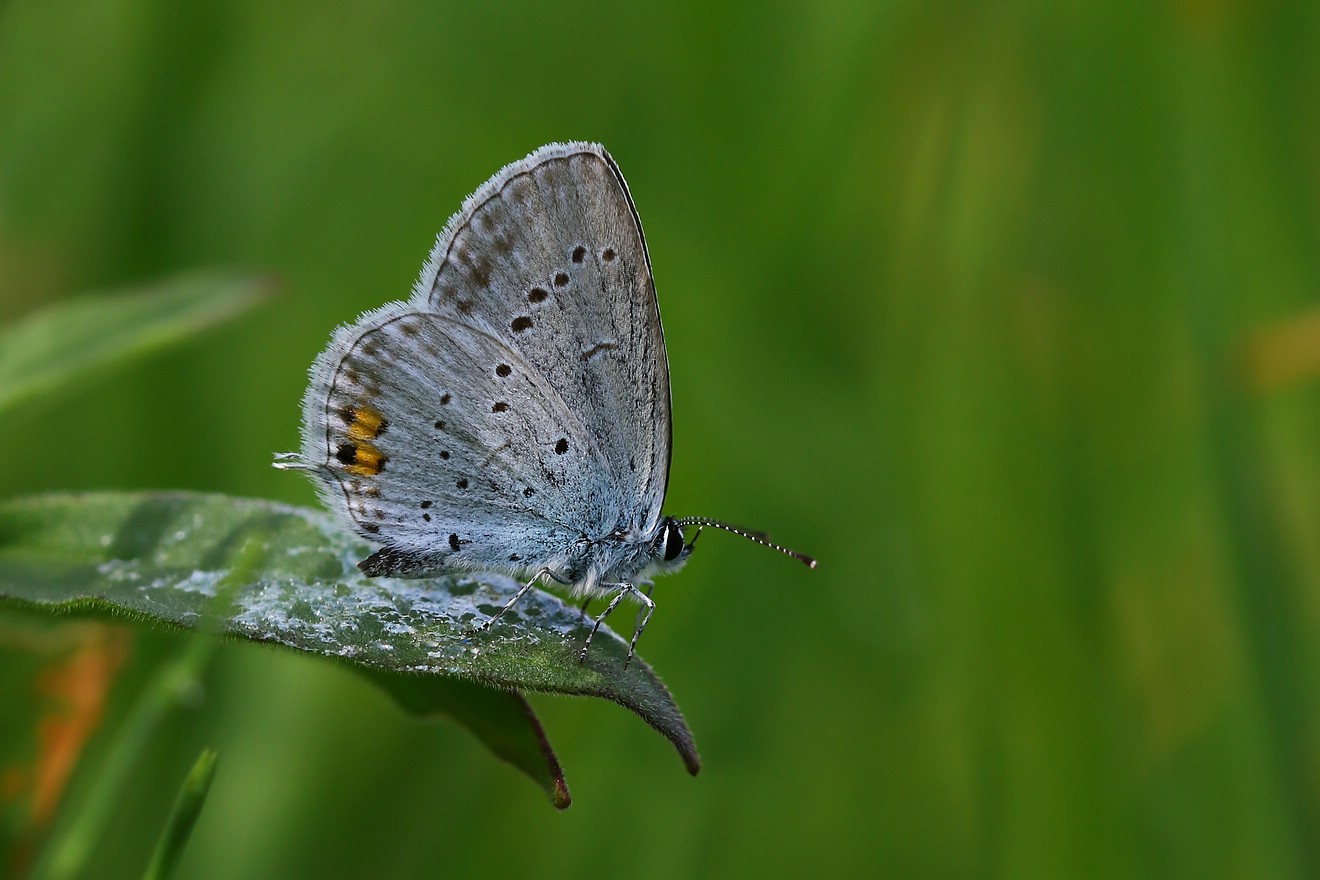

[417,143,672,537]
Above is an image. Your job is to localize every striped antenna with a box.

[675,517,817,569]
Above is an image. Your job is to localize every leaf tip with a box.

[551,777,572,810]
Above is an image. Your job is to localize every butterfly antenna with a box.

[675,517,817,569]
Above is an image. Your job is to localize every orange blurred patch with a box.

[0,624,131,873]
[1241,307,1320,393]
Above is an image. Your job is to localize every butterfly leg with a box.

[624,584,656,660]
[578,582,654,670]
[469,568,555,635]
[624,587,656,671]
[634,583,654,628]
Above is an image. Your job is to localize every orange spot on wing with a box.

[347,405,387,440]
[344,444,386,476]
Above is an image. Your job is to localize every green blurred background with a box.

[3,0,1320,876]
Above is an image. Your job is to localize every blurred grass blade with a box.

[0,492,701,790]
[0,271,274,415]
[141,748,219,880]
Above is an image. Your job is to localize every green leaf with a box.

[141,748,218,880]
[0,492,701,796]
[0,271,273,415]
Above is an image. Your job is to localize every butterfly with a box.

[277,142,814,666]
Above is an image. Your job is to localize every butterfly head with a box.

[652,516,817,573]
[645,516,695,574]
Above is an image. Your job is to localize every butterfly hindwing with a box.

[300,303,613,576]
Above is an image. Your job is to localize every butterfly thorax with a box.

[570,515,691,598]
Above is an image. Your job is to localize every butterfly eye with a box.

[662,520,685,561]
